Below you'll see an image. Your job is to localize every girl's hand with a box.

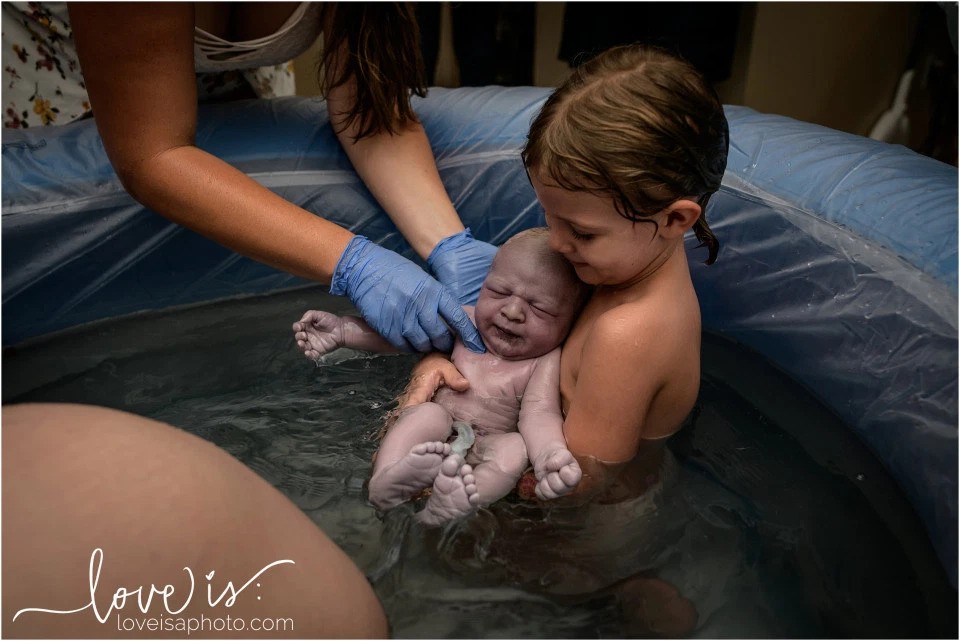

[397,352,469,410]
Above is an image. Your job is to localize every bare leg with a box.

[2,403,387,639]
[468,432,529,507]
[415,432,528,527]
[368,402,454,511]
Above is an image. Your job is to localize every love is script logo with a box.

[13,548,295,626]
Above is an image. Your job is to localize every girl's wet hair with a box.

[522,45,729,265]
[320,3,428,142]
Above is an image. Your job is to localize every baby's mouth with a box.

[493,325,522,342]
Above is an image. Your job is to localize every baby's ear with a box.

[661,199,702,239]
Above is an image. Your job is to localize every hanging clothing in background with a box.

[417,2,535,87]
[558,2,743,83]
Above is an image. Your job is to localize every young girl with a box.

[401,44,729,635]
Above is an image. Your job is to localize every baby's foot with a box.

[292,310,343,361]
[415,454,480,527]
[368,441,451,511]
[533,448,582,500]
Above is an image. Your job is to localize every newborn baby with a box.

[293,228,590,525]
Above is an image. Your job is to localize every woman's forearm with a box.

[333,119,464,260]
[124,145,354,282]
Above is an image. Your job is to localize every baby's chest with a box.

[451,346,534,397]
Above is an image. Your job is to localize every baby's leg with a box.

[416,432,527,527]
[469,432,529,506]
[368,402,454,511]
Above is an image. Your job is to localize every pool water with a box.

[4,287,956,638]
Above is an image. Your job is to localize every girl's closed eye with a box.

[571,229,594,241]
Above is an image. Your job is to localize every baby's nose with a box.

[501,298,525,321]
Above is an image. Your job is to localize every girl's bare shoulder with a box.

[585,295,698,361]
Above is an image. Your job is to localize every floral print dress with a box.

[2,2,298,128]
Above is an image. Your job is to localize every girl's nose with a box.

[548,227,572,255]
[501,298,525,322]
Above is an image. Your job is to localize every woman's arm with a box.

[326,77,463,260]
[69,3,353,281]
[323,35,496,305]
[68,3,483,353]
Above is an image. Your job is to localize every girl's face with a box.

[530,172,667,288]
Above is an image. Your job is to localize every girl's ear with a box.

[660,199,702,239]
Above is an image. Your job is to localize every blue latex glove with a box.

[427,228,498,306]
[330,236,486,353]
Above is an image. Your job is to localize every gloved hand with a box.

[330,236,486,353]
[427,228,498,306]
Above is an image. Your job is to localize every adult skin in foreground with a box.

[3,403,387,639]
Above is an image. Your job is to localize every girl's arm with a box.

[561,309,667,497]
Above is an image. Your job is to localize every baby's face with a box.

[474,246,579,360]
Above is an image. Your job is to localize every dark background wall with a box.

[294,2,957,166]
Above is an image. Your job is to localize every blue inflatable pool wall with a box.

[3,88,957,584]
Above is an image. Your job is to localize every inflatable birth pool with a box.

[2,88,957,596]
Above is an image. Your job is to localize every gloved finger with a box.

[401,324,433,353]
[397,303,439,352]
[411,304,453,353]
[437,291,485,353]
[427,325,454,354]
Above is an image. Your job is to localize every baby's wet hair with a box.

[500,227,592,310]
[522,44,729,265]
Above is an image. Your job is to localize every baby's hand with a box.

[292,310,345,360]
[532,448,582,500]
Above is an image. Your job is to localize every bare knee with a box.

[383,401,454,445]
[394,401,452,428]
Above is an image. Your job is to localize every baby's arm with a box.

[518,348,582,500]
[293,310,397,360]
